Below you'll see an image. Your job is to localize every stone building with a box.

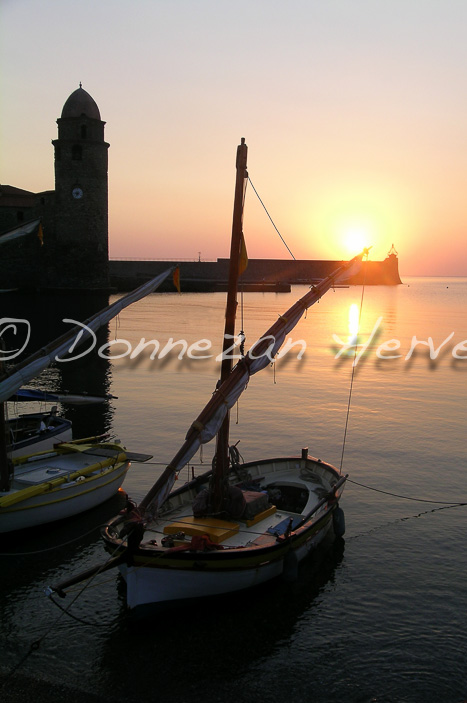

[0,85,109,291]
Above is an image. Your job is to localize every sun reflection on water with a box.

[348,302,360,345]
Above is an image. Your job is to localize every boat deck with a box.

[8,445,125,493]
[144,472,328,549]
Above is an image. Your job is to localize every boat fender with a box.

[333,506,345,538]
[282,549,298,582]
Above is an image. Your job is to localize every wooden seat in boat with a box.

[240,505,277,527]
[163,516,239,544]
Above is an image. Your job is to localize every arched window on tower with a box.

[81,125,87,138]
[72,144,82,160]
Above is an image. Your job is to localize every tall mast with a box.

[0,353,11,491]
[211,138,248,513]
[0,407,9,491]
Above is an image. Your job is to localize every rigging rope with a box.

[339,251,369,474]
[248,177,296,260]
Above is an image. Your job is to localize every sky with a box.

[1,0,467,276]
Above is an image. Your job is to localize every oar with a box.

[47,551,127,598]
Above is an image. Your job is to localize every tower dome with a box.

[61,84,101,120]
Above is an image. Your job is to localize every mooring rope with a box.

[0,521,108,556]
[0,541,125,689]
[346,502,466,544]
[348,477,467,505]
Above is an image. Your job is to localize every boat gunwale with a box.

[127,508,337,570]
[102,454,346,567]
[0,441,129,510]
[12,440,125,466]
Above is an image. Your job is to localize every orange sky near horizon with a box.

[1,1,467,277]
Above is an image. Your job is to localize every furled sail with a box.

[0,267,175,403]
[138,253,363,518]
[8,388,117,405]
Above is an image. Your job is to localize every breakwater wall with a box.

[109,254,402,292]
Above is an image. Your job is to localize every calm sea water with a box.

[1,277,467,703]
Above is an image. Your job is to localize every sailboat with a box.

[0,268,175,533]
[6,389,118,458]
[51,139,364,615]
[6,405,73,458]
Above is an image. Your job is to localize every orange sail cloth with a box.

[238,233,248,275]
[173,266,181,293]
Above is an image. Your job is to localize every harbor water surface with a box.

[1,277,466,702]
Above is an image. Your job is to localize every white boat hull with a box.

[120,516,332,614]
[0,442,130,534]
[0,465,128,533]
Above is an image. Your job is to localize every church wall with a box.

[1,87,110,291]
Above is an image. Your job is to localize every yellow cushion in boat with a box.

[163,516,239,544]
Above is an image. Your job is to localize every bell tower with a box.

[51,84,109,289]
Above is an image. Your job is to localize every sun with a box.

[342,226,369,255]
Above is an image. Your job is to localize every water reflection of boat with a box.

[52,139,363,616]
[95,538,346,702]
